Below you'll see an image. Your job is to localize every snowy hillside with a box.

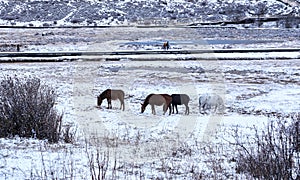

[0,0,299,27]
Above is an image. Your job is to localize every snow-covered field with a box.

[1,26,300,56]
[1,56,299,178]
[0,0,300,175]
[0,0,299,178]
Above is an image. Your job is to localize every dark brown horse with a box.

[162,41,170,50]
[171,94,190,115]
[141,94,172,115]
[97,89,125,111]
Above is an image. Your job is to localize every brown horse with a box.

[141,94,172,115]
[97,89,125,111]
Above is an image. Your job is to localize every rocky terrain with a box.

[0,0,299,28]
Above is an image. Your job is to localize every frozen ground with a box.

[0,58,299,178]
[1,27,300,54]
[0,23,299,179]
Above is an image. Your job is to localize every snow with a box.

[1,58,299,178]
[0,0,299,178]
[0,138,90,179]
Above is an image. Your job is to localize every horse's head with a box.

[141,103,146,113]
[97,96,103,106]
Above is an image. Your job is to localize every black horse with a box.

[171,94,190,115]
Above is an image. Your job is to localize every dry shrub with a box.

[63,125,77,144]
[235,114,300,179]
[0,76,62,143]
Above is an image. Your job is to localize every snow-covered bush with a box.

[234,114,300,179]
[0,76,62,143]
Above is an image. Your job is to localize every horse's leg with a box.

[163,104,166,115]
[202,103,208,114]
[122,99,125,111]
[107,99,111,109]
[151,104,156,115]
[185,104,189,115]
[204,103,210,114]
[175,104,178,114]
[199,104,202,114]
[199,103,204,114]
[168,103,172,115]
[119,98,125,111]
[172,104,175,114]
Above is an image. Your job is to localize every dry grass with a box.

[233,113,300,179]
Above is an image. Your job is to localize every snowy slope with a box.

[0,0,299,27]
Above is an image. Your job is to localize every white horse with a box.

[199,94,224,114]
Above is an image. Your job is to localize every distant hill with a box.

[0,0,299,28]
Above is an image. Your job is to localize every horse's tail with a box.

[186,94,191,102]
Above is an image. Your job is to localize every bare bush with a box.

[0,76,62,143]
[85,145,119,180]
[234,114,300,179]
[63,125,77,144]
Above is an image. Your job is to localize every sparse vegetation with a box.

[63,125,77,144]
[234,114,300,179]
[0,76,62,143]
[1,115,299,179]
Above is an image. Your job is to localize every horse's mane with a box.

[100,89,110,98]
[143,93,154,105]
